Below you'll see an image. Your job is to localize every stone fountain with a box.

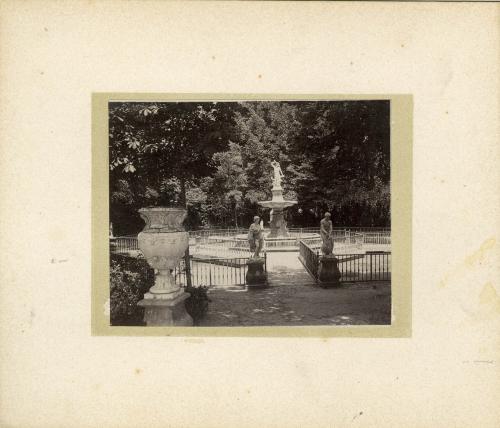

[195,161,321,255]
[258,161,297,238]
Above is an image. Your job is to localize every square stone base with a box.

[138,293,193,326]
[318,255,342,288]
[246,258,268,289]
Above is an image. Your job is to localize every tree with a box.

[234,102,301,203]
[108,102,238,233]
[287,100,390,226]
[208,142,247,227]
[108,100,391,233]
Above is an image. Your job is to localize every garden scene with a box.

[108,100,391,327]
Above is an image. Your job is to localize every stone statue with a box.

[271,160,284,188]
[248,215,264,258]
[320,212,334,255]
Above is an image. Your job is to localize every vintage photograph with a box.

[108,99,391,327]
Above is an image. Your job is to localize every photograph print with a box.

[107,98,392,327]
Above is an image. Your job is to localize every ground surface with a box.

[199,254,391,326]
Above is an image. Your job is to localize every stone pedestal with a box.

[268,207,289,238]
[318,255,341,287]
[246,257,268,289]
[138,293,193,326]
[271,187,285,202]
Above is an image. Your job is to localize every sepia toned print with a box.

[92,93,412,336]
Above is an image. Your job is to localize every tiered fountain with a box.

[258,161,297,238]
[202,161,321,253]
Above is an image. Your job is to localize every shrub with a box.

[184,284,211,325]
[110,254,153,326]
[110,254,211,326]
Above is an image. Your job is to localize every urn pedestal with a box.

[136,207,193,326]
[138,293,192,326]
[318,255,341,288]
[245,257,268,289]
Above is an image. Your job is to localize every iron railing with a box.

[361,232,391,245]
[298,241,320,279]
[290,226,390,234]
[188,228,247,239]
[298,240,391,283]
[112,253,257,288]
[111,228,390,254]
[336,252,391,282]
[173,254,266,287]
[111,236,139,253]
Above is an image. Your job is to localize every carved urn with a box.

[137,207,189,299]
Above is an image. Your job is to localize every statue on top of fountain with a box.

[271,160,284,189]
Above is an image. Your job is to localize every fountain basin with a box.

[207,232,322,252]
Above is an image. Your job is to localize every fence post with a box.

[184,247,192,287]
[370,254,373,281]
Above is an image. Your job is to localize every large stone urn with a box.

[137,207,193,326]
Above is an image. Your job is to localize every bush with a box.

[110,254,211,326]
[110,254,153,326]
[184,285,211,325]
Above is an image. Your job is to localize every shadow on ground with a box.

[199,267,391,327]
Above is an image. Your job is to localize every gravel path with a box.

[199,268,391,326]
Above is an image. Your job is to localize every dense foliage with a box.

[110,254,210,325]
[110,254,153,325]
[184,284,211,326]
[109,101,390,235]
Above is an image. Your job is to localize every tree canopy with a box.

[109,100,390,235]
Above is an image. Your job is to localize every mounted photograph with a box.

[104,98,395,328]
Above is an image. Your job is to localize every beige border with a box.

[92,93,412,337]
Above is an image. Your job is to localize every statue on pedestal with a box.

[246,215,268,288]
[320,212,334,255]
[318,212,341,287]
[248,215,264,258]
[271,160,284,188]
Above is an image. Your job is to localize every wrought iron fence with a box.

[192,238,251,258]
[298,240,320,279]
[173,254,266,287]
[188,228,247,239]
[361,232,391,245]
[112,252,263,288]
[298,240,391,283]
[111,227,390,255]
[336,253,391,282]
[305,233,364,254]
[290,226,390,234]
[111,236,139,253]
